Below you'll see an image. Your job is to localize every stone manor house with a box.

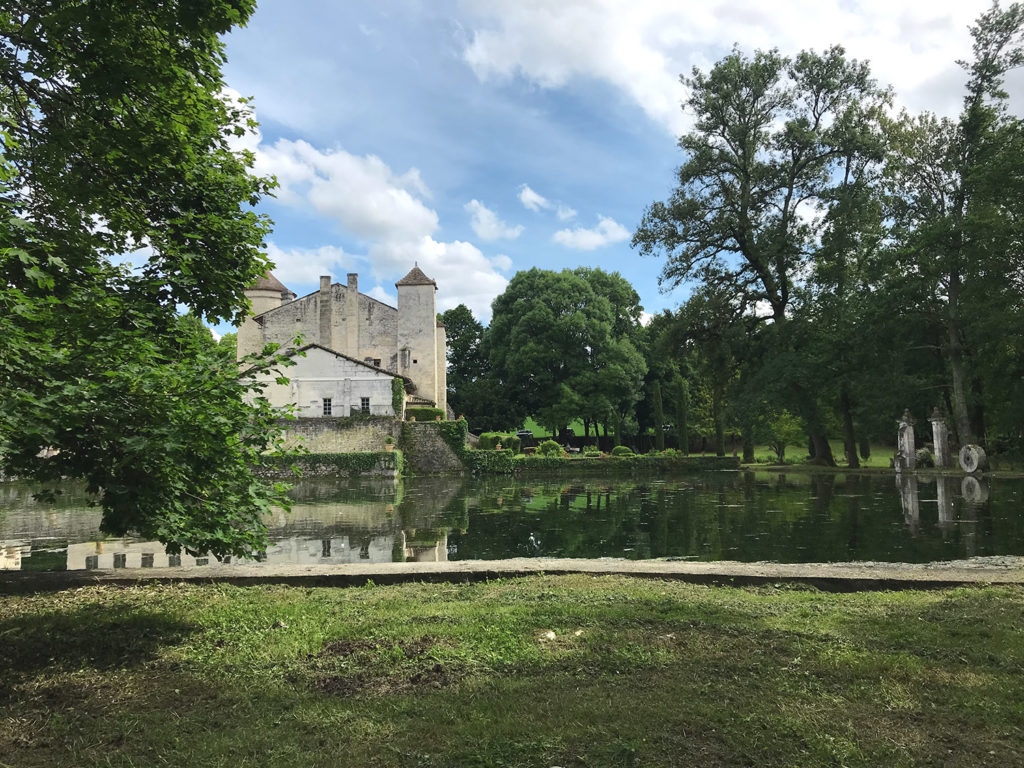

[237,266,447,418]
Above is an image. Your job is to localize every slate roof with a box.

[395,264,436,287]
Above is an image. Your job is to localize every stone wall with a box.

[400,422,465,475]
[279,417,400,453]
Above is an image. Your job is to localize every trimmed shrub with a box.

[537,439,563,457]
[406,407,444,421]
[582,445,602,457]
[611,445,634,457]
[916,448,935,468]
[479,432,522,453]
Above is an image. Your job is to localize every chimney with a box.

[347,273,358,292]
[319,275,332,349]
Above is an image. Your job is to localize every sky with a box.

[216,0,1014,330]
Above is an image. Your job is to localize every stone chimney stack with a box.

[319,275,332,350]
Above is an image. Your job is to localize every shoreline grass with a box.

[2,575,1023,767]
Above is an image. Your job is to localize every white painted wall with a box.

[253,346,398,418]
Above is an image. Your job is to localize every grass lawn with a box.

[2,576,1023,767]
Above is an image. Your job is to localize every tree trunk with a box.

[652,380,665,451]
[946,273,976,446]
[858,437,871,460]
[742,425,755,463]
[809,432,836,466]
[840,387,860,468]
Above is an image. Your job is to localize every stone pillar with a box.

[929,407,952,468]
[896,409,916,471]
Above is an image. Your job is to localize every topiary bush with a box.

[479,432,522,453]
[611,445,634,457]
[537,439,563,457]
[582,445,602,457]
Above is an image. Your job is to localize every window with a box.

[413,359,418,364]
[322,397,332,416]
[141,553,154,568]
[373,358,381,367]
[360,397,370,413]
[168,554,181,567]
[85,555,98,570]
[113,553,126,569]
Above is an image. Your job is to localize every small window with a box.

[322,539,332,558]
[195,557,209,567]
[360,397,370,413]
[413,359,418,364]
[141,553,154,568]
[373,358,381,367]
[322,397,332,416]
[113,553,126,569]
[168,554,181,567]
[85,555,98,570]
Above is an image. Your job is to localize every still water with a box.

[2,471,1023,572]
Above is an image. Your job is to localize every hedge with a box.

[391,378,405,416]
[478,432,521,453]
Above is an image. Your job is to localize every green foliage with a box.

[263,451,401,478]
[384,435,395,445]
[651,380,665,451]
[437,419,470,457]
[479,432,521,453]
[391,378,405,417]
[537,439,564,457]
[582,445,602,457]
[487,268,647,438]
[406,407,445,422]
[461,450,516,475]
[611,445,635,457]
[0,0,289,558]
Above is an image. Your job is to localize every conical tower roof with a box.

[395,263,436,287]
[248,271,289,293]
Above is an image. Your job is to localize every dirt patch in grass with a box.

[311,634,461,697]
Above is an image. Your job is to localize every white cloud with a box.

[265,243,349,286]
[556,204,577,221]
[465,199,524,241]
[459,1,990,134]
[553,215,630,251]
[370,236,509,321]
[518,184,551,212]
[247,130,509,318]
[255,139,438,241]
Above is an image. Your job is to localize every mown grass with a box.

[2,576,1023,767]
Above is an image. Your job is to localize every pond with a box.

[2,470,1023,572]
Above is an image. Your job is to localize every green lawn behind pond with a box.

[2,575,1023,767]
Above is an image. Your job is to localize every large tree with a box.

[0,1,293,557]
[883,2,1024,448]
[486,268,646,437]
[634,45,889,464]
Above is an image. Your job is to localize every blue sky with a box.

[216,0,1002,328]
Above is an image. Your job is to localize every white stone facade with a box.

[238,267,447,415]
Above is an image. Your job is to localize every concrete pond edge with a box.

[2,556,1022,594]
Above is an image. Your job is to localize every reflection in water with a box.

[2,470,1023,572]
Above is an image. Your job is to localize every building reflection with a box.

[2,478,465,571]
